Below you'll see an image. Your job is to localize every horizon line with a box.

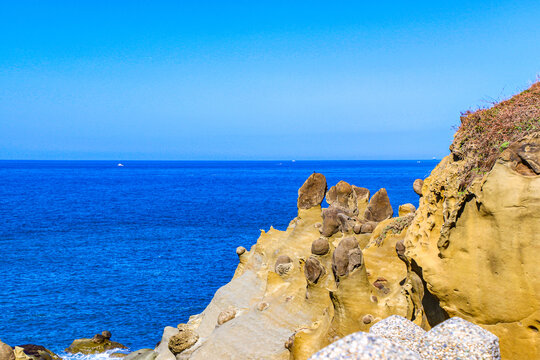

[0,159,441,162]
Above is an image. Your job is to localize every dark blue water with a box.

[0,160,436,352]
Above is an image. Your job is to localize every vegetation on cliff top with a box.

[451,81,540,187]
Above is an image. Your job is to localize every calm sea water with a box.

[0,160,436,353]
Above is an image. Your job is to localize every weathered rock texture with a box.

[66,333,126,354]
[298,173,327,209]
[313,316,500,359]
[402,82,540,359]
[12,345,61,360]
[124,349,156,360]
[156,172,423,360]
[0,341,15,360]
[168,324,199,355]
[364,188,393,222]
[156,82,539,359]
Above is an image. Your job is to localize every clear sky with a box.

[1,1,539,160]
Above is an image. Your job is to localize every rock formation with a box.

[168,325,199,355]
[149,171,422,360]
[0,341,15,360]
[12,345,62,360]
[402,86,540,358]
[364,188,393,222]
[412,179,423,196]
[0,342,61,360]
[297,173,327,209]
[66,332,126,354]
[148,82,539,359]
[311,316,500,359]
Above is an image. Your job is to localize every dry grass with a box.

[451,81,540,188]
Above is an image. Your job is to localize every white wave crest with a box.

[59,349,130,360]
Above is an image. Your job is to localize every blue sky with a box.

[1,1,539,160]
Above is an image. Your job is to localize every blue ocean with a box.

[0,160,437,353]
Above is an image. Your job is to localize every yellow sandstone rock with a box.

[162,82,540,360]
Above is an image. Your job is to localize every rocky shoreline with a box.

[1,82,539,359]
[0,332,127,360]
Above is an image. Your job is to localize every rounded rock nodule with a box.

[217,308,236,325]
[362,315,374,324]
[395,240,406,256]
[275,255,293,275]
[236,246,246,256]
[413,179,423,196]
[304,256,325,284]
[168,325,199,355]
[311,238,330,255]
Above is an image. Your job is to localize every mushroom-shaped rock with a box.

[308,331,421,360]
[418,317,501,359]
[0,341,15,360]
[398,203,416,217]
[311,238,330,255]
[304,256,325,284]
[217,308,236,325]
[102,331,112,340]
[332,237,361,277]
[413,179,423,196]
[298,173,327,209]
[364,188,393,222]
[274,255,293,276]
[326,181,358,214]
[235,246,246,256]
[168,325,198,355]
[369,315,426,353]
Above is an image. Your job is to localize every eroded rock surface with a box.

[412,179,423,196]
[364,188,393,222]
[298,173,327,209]
[0,341,15,360]
[66,333,126,355]
[168,325,198,355]
[156,83,539,360]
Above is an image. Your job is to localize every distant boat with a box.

[292,160,296,162]
[117,163,124,167]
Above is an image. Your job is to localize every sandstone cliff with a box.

[152,82,539,360]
